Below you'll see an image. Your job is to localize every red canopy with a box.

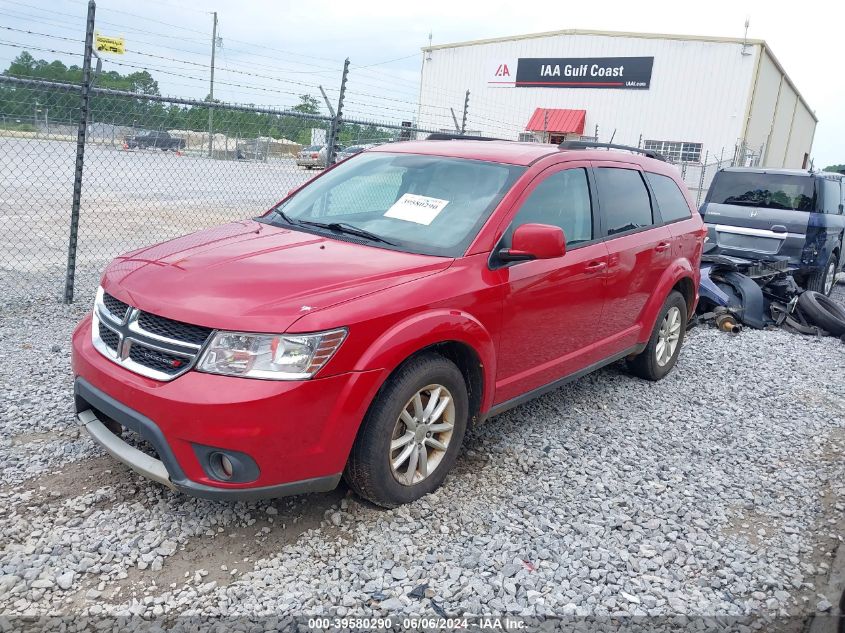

[525,108,586,134]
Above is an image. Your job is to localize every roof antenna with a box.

[426,31,433,61]
[741,18,752,56]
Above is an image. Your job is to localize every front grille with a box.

[138,312,212,346]
[102,292,130,321]
[98,322,119,351]
[94,292,214,381]
[128,345,186,376]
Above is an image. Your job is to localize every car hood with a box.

[101,220,453,332]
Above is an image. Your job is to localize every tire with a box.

[344,353,469,508]
[627,290,688,381]
[803,252,838,296]
[797,291,845,336]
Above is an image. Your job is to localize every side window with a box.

[821,179,842,215]
[594,168,654,235]
[645,172,693,222]
[509,168,593,246]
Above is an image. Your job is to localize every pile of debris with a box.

[696,253,845,340]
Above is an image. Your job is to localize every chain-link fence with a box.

[0,72,443,303]
[675,143,764,208]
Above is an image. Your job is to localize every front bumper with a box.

[72,314,385,500]
[75,394,341,500]
[295,158,324,167]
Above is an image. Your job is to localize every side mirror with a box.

[499,223,567,262]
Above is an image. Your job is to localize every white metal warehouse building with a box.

[418,29,817,170]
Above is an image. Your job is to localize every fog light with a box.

[220,454,233,478]
[210,452,234,480]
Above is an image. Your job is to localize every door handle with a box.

[585,261,607,273]
[654,242,671,253]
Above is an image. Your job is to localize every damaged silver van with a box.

[701,168,845,295]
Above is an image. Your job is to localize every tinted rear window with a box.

[595,168,654,236]
[646,172,692,222]
[708,171,815,211]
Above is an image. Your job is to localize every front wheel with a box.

[627,290,688,381]
[344,353,468,508]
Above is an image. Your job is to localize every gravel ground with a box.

[1,285,843,631]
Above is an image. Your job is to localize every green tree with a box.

[292,94,320,115]
[1,52,401,146]
[823,164,845,173]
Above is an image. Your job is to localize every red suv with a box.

[72,138,705,507]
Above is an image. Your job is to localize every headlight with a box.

[197,328,347,380]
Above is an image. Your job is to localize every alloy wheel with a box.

[389,384,455,486]
[655,306,682,367]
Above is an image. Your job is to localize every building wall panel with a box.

[744,49,783,159]
[419,33,756,159]
[766,83,798,167]
[784,103,816,169]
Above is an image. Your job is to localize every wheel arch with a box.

[671,275,697,316]
[352,309,496,421]
[637,262,698,343]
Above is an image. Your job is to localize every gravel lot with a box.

[1,285,843,631]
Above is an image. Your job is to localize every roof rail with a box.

[558,140,667,162]
[426,133,507,142]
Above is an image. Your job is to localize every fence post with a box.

[63,0,95,304]
[325,58,349,167]
[696,150,709,207]
[460,90,469,135]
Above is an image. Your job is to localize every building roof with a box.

[525,108,586,134]
[421,28,764,52]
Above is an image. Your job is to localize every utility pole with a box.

[325,58,349,167]
[207,10,217,158]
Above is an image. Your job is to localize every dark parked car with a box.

[701,168,845,295]
[124,130,186,151]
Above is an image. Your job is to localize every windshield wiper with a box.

[271,207,299,226]
[297,220,396,245]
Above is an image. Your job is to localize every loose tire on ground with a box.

[803,252,838,296]
[344,352,469,508]
[797,291,845,336]
[627,290,688,381]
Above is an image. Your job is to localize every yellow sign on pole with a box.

[95,33,125,55]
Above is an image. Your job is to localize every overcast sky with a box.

[1,0,842,166]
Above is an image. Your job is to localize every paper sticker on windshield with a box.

[384,194,449,225]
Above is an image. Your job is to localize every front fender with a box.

[637,260,698,344]
[353,309,497,414]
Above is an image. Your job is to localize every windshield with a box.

[261,152,525,257]
[708,171,816,211]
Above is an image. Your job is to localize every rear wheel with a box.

[344,353,468,508]
[627,290,688,381]
[804,252,838,296]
